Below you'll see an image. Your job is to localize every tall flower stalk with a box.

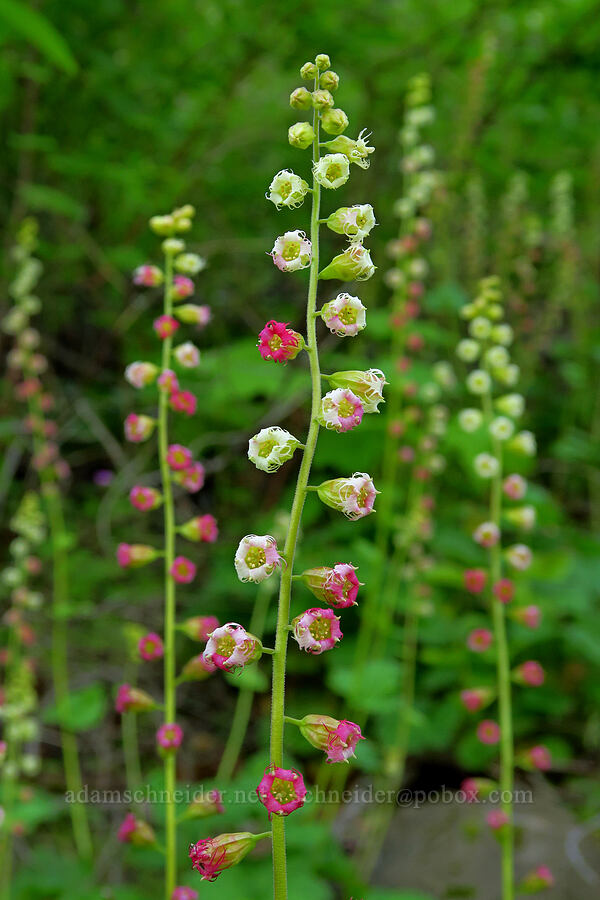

[189,53,378,898]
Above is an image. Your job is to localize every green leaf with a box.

[20,184,86,221]
[0,0,78,74]
[43,682,107,732]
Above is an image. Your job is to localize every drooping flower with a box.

[169,390,197,416]
[313,153,350,189]
[473,521,500,548]
[321,293,367,336]
[327,369,386,412]
[503,474,527,501]
[477,719,500,745]
[300,563,361,608]
[461,777,496,803]
[512,605,540,629]
[316,473,378,520]
[466,369,491,395]
[202,623,261,672]
[464,569,487,594]
[489,416,515,442]
[525,745,552,771]
[505,543,532,571]
[467,628,493,652]
[157,369,180,393]
[174,462,205,493]
[460,688,494,713]
[257,320,303,363]
[153,315,179,339]
[266,169,310,209]
[518,866,554,892]
[156,722,183,751]
[174,252,206,275]
[318,389,364,432]
[124,413,156,443]
[174,341,201,368]
[166,444,193,471]
[456,339,480,362]
[129,485,163,512]
[270,230,312,272]
[118,812,156,845]
[298,715,364,763]
[179,514,218,543]
[138,632,164,661]
[319,243,376,281]
[292,607,342,654]
[515,660,545,687]
[474,453,500,479]
[510,430,537,456]
[133,264,163,287]
[247,427,302,472]
[172,275,195,300]
[322,130,374,169]
[257,766,307,817]
[172,887,199,900]
[116,543,158,568]
[180,615,219,642]
[234,535,282,582]
[115,683,156,714]
[125,361,159,389]
[505,505,536,530]
[458,408,483,432]
[493,578,514,603]
[486,809,509,830]
[189,832,259,882]
[170,556,196,584]
[326,205,376,241]
[174,304,211,328]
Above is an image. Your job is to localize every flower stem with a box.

[158,249,177,899]
[269,88,322,900]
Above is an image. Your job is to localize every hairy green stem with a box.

[269,91,322,900]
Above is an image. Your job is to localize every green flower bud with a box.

[319,244,376,282]
[162,238,185,255]
[315,53,331,70]
[321,108,349,136]
[320,70,339,91]
[149,215,175,236]
[312,89,334,110]
[288,122,315,149]
[290,87,312,110]
[300,62,317,80]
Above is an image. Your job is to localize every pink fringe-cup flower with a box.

[270,230,312,272]
[157,722,183,751]
[189,832,259,882]
[526,744,552,771]
[316,472,378,520]
[174,341,200,368]
[166,444,193,471]
[179,514,219,543]
[513,604,541,629]
[179,653,217,681]
[116,543,158,568]
[477,719,500,745]
[118,812,156,845]
[460,777,496,803]
[133,264,163,287]
[503,473,527,500]
[174,461,205,493]
[300,563,362,609]
[320,293,367,336]
[125,360,158,389]
[186,789,225,819]
[464,569,487,594]
[138,632,164,661]
[460,687,494,713]
[172,275,195,300]
[467,628,493,652]
[174,304,211,327]
[153,314,179,339]
[319,388,364,433]
[298,715,364,763]
[169,390,197,416]
[202,622,261,672]
[129,485,163,512]
[519,866,554,892]
[172,888,198,900]
[292,607,342,654]
[234,534,282,583]
[258,320,303,363]
[515,660,545,687]
[486,809,509,830]
[180,615,219,642]
[115,684,156,714]
[157,369,179,394]
[257,765,307,817]
[473,521,500,548]
[170,556,196,584]
[124,413,156,443]
[493,578,515,603]
[506,543,533,571]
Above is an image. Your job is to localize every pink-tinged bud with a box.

[157,369,179,394]
[174,462,205,493]
[258,320,303,363]
[153,314,179,339]
[515,660,545,686]
[170,556,196,584]
[523,744,552,771]
[174,304,211,327]
[179,514,218,543]
[172,888,198,900]
[486,809,509,831]
[203,623,261,672]
[300,563,361,609]
[166,444,193,471]
[503,473,527,500]
[157,722,183,751]
[185,789,224,820]
[169,390,197,416]
[460,687,494,713]
[129,485,163,512]
[518,865,554,892]
[477,719,500,745]
[505,543,532,571]
[133,264,163,287]
[124,413,156,443]
[115,683,156,714]
[257,765,307,817]
[464,569,486,594]
[473,521,500,548]
[174,341,200,368]
[116,543,159,568]
[234,534,282,583]
[493,578,514,603]
[179,653,216,681]
[172,275,195,300]
[460,777,496,802]
[180,615,219,642]
[292,607,342,654]
[270,230,312,272]
[318,388,364,432]
[138,632,164,661]
[467,628,493,652]
[298,715,364,763]
[316,472,378,520]
[512,605,541,629]
[118,812,156,845]
[189,832,261,881]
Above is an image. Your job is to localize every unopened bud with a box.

[320,70,339,91]
[290,87,312,110]
[315,53,331,70]
[300,62,317,80]
[288,122,315,149]
[321,108,349,135]
[312,89,334,110]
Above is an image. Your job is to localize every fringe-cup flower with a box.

[459,408,483,432]
[321,293,366,336]
[467,628,493,652]
[118,813,156,846]
[473,521,500,548]
[267,170,310,209]
[202,623,261,672]
[248,427,302,473]
[189,832,260,882]
[319,388,363,432]
[129,486,163,511]
[505,543,532,571]
[298,714,364,763]
[124,413,156,443]
[125,361,159,389]
[322,130,374,168]
[157,722,183,751]
[460,688,494,712]
[172,888,198,900]
[257,765,307,817]
[138,632,164,661]
[300,563,361,608]
[474,453,500,479]
[169,390,197,416]
[179,514,218,543]
[234,534,282,582]
[464,569,487,593]
[174,341,200,368]
[157,369,179,393]
[292,607,342,654]
[115,684,156,714]
[319,243,376,281]
[174,304,211,328]
[503,474,527,500]
[171,275,194,300]
[117,543,159,568]
[477,719,500,745]
[166,444,193,471]
[174,461,205,493]
[133,264,163,287]
[153,314,179,339]
[326,205,376,241]
[270,230,312,272]
[170,556,196,584]
[313,153,350,189]
[257,320,303,362]
[327,369,386,412]
[316,472,378,520]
